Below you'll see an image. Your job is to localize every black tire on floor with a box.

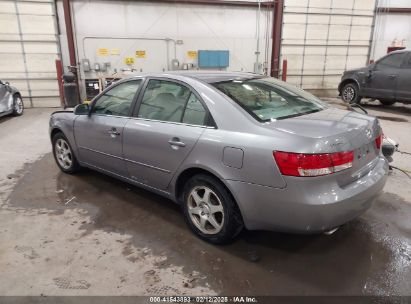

[341,82,362,104]
[52,132,81,174]
[379,99,396,106]
[182,174,244,244]
[12,94,24,116]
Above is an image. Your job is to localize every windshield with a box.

[213,77,327,122]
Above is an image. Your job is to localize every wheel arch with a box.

[174,166,245,226]
[338,78,360,94]
[13,92,22,99]
[175,167,221,202]
[175,166,240,204]
[50,127,63,140]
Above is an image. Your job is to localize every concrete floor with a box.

[0,101,410,296]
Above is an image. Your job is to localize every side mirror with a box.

[5,82,10,86]
[73,103,90,115]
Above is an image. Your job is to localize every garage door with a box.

[280,0,376,97]
[0,0,61,107]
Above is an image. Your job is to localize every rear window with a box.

[213,77,327,122]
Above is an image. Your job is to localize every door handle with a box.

[108,127,120,137]
[168,137,186,147]
[388,74,397,79]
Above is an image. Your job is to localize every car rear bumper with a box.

[226,156,389,233]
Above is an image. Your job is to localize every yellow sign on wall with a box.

[135,50,146,58]
[97,48,109,56]
[187,51,197,59]
[124,57,135,65]
[110,48,120,55]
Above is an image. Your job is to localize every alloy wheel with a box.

[55,138,73,170]
[342,86,355,103]
[187,186,225,235]
[14,97,23,114]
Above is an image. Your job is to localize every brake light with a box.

[273,151,354,177]
[375,133,382,149]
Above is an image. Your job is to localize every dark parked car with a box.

[0,80,23,117]
[338,50,411,106]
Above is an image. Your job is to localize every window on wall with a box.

[137,79,207,125]
[92,80,141,116]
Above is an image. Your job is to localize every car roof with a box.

[125,71,265,84]
[167,71,265,83]
[384,49,410,55]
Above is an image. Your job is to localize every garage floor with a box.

[0,102,410,296]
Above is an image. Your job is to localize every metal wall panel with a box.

[0,0,61,108]
[281,0,376,97]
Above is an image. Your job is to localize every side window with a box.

[182,93,207,125]
[377,53,405,69]
[92,80,141,116]
[137,79,190,122]
[403,54,411,68]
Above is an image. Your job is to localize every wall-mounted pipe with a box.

[255,1,261,73]
[95,0,274,8]
[271,0,283,78]
[281,59,287,81]
[55,59,65,107]
[62,0,76,67]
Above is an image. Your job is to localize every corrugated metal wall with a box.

[280,0,376,97]
[0,0,61,107]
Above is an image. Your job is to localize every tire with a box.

[52,132,81,174]
[12,94,24,116]
[182,174,243,244]
[379,99,396,106]
[341,82,362,104]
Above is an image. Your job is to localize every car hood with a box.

[343,66,372,76]
[263,107,380,151]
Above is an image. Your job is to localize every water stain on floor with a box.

[5,154,411,295]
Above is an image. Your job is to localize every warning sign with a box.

[110,48,120,55]
[97,48,109,56]
[135,50,146,58]
[187,51,197,59]
[124,57,135,65]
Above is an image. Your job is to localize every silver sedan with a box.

[49,72,388,244]
[0,80,24,118]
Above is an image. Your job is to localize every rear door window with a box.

[402,53,411,68]
[137,79,209,126]
[137,79,190,123]
[182,93,207,125]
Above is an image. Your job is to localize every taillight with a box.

[273,151,354,177]
[375,133,382,149]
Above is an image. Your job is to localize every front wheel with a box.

[12,95,24,116]
[341,83,361,104]
[182,174,243,244]
[52,132,81,174]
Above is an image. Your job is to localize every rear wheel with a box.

[379,99,396,106]
[12,95,24,116]
[341,83,361,104]
[182,174,243,244]
[52,132,81,174]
